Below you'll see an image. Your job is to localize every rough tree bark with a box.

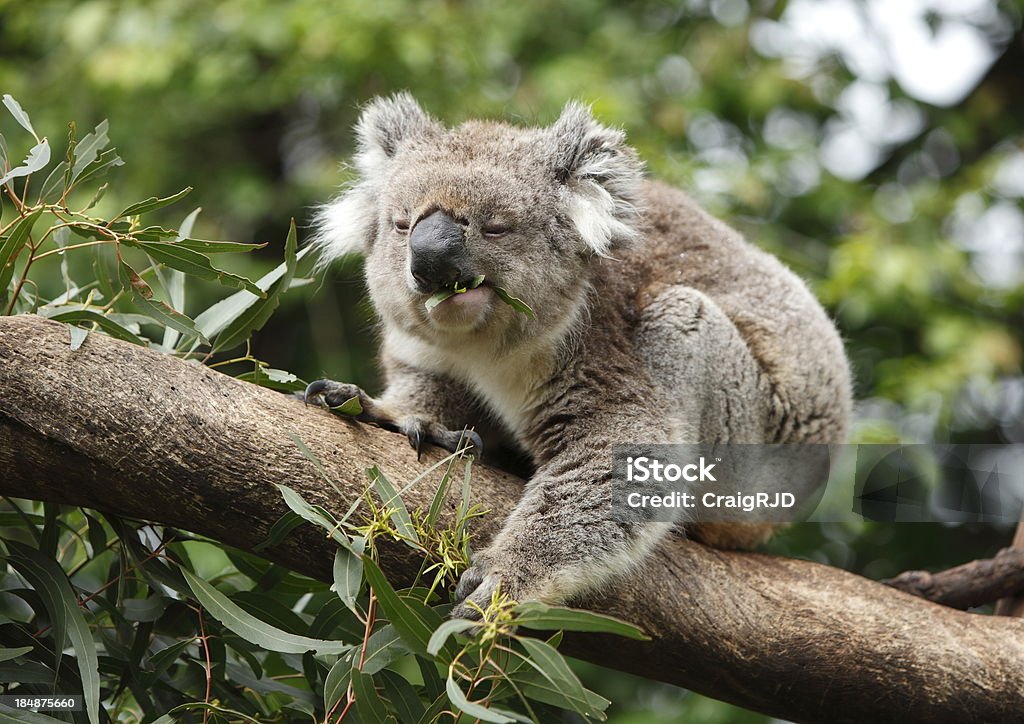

[1,315,1022,723]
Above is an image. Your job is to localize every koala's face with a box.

[366,125,588,341]
[315,95,643,349]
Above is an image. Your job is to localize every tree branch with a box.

[1,315,1022,723]
[995,522,1024,617]
[884,548,1024,610]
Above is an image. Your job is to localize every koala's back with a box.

[606,181,851,446]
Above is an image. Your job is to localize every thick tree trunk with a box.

[1,315,1022,723]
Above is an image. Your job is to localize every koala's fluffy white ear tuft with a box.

[354,92,441,177]
[310,187,377,266]
[549,102,644,257]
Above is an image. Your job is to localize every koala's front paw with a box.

[451,560,504,620]
[451,549,550,620]
[304,379,482,460]
[400,416,483,459]
[304,379,371,412]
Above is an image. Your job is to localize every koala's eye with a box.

[482,223,510,238]
[393,218,411,235]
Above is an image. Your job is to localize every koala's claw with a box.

[403,418,483,460]
[406,425,424,457]
[303,379,366,410]
[451,565,503,620]
[462,430,484,455]
[302,379,329,406]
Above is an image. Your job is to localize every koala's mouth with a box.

[424,284,494,329]
[419,276,540,331]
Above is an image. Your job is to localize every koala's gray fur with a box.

[309,93,852,616]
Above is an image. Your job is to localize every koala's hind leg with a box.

[637,285,767,443]
[636,285,775,549]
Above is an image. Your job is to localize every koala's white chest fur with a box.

[386,328,555,440]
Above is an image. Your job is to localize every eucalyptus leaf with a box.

[4,541,101,724]
[0,208,42,304]
[380,670,427,723]
[0,645,33,663]
[425,288,457,310]
[334,395,363,416]
[160,207,199,349]
[426,618,477,656]
[513,602,648,640]
[424,273,487,311]
[160,267,186,348]
[226,662,317,712]
[352,670,392,723]
[0,138,49,186]
[2,94,36,137]
[513,637,609,719]
[359,624,408,675]
[272,483,347,546]
[368,466,420,545]
[123,239,264,296]
[122,596,169,623]
[37,157,70,202]
[46,308,147,346]
[83,513,108,557]
[176,238,268,254]
[142,638,195,687]
[332,536,365,613]
[73,147,122,189]
[181,568,350,655]
[132,225,179,241]
[82,182,109,211]
[192,220,304,352]
[323,654,353,715]
[118,259,209,344]
[446,674,516,723]
[117,186,192,218]
[68,324,89,350]
[0,660,56,686]
[239,366,305,392]
[493,285,537,318]
[70,119,110,181]
[252,511,304,552]
[361,556,433,656]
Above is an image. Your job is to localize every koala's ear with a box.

[354,92,441,177]
[549,102,644,257]
[312,94,441,264]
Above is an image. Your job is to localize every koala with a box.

[307,93,852,618]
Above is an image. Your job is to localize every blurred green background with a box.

[3,0,1023,720]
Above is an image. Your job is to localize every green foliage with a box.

[0,454,646,722]
[0,95,309,389]
[2,1,1023,721]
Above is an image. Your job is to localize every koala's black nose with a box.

[409,210,468,293]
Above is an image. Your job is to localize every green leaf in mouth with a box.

[492,285,537,319]
[424,274,535,318]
